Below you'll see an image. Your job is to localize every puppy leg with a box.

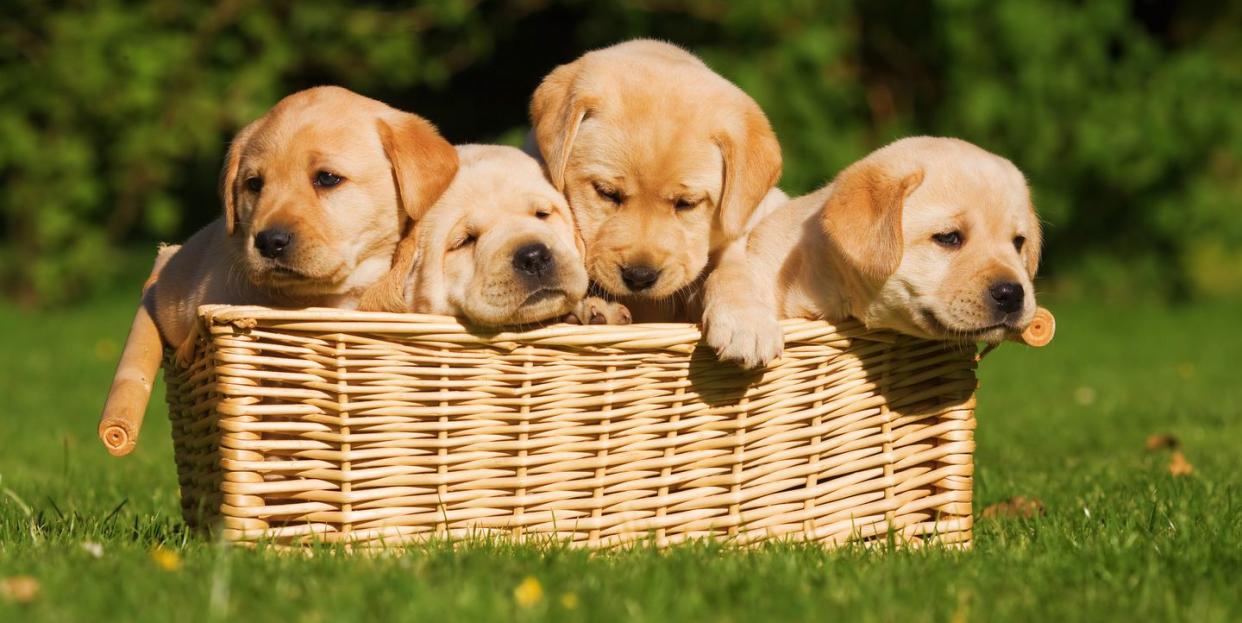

[565,296,632,325]
[702,239,784,368]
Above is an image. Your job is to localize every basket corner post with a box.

[98,301,164,457]
[98,248,176,457]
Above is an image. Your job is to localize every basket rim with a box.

[194,304,895,349]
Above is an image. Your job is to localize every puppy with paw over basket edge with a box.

[704,137,1043,368]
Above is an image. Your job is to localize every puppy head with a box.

[220,86,457,298]
[821,137,1041,343]
[412,145,588,326]
[530,40,781,299]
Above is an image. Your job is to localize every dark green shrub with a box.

[2,0,1237,305]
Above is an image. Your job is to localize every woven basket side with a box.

[875,339,975,547]
[164,333,223,530]
[168,310,978,549]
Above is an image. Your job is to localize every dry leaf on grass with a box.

[1073,386,1097,406]
[1145,434,1181,451]
[1169,450,1195,476]
[0,575,41,604]
[980,496,1046,520]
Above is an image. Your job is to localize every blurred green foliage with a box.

[1,0,1239,305]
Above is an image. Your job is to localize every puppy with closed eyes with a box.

[704,137,1042,368]
[529,39,784,322]
[380,145,605,326]
[146,86,457,352]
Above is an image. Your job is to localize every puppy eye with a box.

[535,209,552,220]
[674,198,700,211]
[245,177,263,192]
[593,182,623,205]
[1013,235,1026,252]
[932,231,963,248]
[451,233,476,251]
[313,171,343,188]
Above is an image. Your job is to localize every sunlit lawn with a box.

[2,271,1239,622]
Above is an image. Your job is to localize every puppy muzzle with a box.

[512,242,556,281]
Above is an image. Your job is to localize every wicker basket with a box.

[138,304,1050,549]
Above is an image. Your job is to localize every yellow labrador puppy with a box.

[529,39,783,322]
[385,145,593,326]
[147,86,457,351]
[704,137,1042,368]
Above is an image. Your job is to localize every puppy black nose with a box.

[513,243,554,276]
[621,265,661,291]
[989,282,1025,314]
[254,228,293,259]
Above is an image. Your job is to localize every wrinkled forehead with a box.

[570,113,723,194]
[428,163,567,234]
[460,189,566,225]
[905,157,1033,234]
[244,114,384,170]
[462,156,566,209]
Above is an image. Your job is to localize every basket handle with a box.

[98,251,172,457]
[1008,306,1055,347]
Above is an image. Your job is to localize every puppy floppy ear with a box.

[1023,208,1043,278]
[377,113,459,222]
[530,62,593,191]
[821,162,924,283]
[358,232,419,313]
[219,118,262,236]
[571,217,588,260]
[714,104,783,240]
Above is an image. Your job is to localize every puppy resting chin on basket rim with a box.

[528,39,784,323]
[376,144,600,327]
[704,136,1047,369]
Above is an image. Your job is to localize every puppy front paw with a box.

[702,302,784,369]
[564,297,632,325]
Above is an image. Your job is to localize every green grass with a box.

[2,279,1240,622]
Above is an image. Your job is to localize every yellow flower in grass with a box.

[1177,361,1195,380]
[150,546,182,571]
[513,576,543,608]
[560,592,580,610]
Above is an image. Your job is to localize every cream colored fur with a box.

[704,137,1042,368]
